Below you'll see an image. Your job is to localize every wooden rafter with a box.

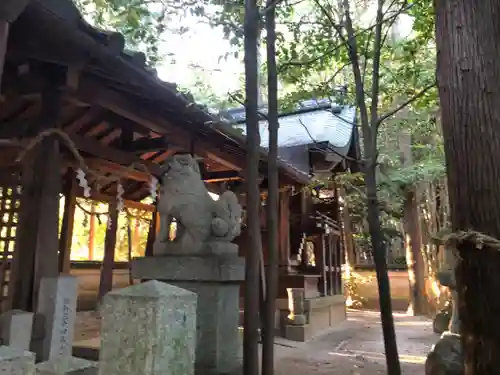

[71,75,247,170]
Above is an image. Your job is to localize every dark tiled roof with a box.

[223,102,357,175]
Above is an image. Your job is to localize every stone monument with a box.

[98,280,197,375]
[132,154,245,375]
[34,276,78,362]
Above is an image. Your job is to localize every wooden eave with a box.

[0,0,310,204]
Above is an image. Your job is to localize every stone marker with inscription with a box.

[35,276,78,361]
[0,309,34,351]
[0,345,35,375]
[36,356,98,375]
[98,280,197,375]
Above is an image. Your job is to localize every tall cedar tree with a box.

[435,0,500,373]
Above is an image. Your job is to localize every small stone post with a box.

[0,310,34,351]
[98,280,197,375]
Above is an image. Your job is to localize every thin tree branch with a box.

[260,0,308,16]
[380,0,407,48]
[342,0,371,152]
[369,0,385,154]
[376,82,436,127]
[278,2,414,72]
[313,0,347,44]
[298,118,361,164]
[228,92,269,122]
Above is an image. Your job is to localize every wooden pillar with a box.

[340,187,355,266]
[320,234,327,296]
[0,22,8,92]
[145,205,158,257]
[133,217,140,255]
[58,170,77,274]
[278,190,290,268]
[327,234,334,296]
[10,66,64,311]
[88,203,95,260]
[98,201,118,301]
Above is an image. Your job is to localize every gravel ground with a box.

[275,309,437,375]
[75,309,437,374]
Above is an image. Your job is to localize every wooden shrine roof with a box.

[0,0,310,201]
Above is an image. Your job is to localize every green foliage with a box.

[75,0,198,65]
[380,160,445,190]
[73,0,444,256]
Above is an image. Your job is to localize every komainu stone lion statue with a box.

[153,154,242,255]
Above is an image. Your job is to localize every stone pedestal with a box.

[132,251,244,375]
[98,280,197,375]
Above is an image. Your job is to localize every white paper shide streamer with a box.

[149,176,158,201]
[117,182,124,212]
[76,168,91,198]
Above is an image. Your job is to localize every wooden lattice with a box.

[0,173,22,312]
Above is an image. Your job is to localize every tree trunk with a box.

[365,165,401,375]
[403,190,427,315]
[243,0,262,373]
[435,1,500,373]
[342,0,400,371]
[262,3,279,375]
[399,132,427,315]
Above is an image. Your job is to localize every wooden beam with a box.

[74,79,170,135]
[126,136,170,153]
[79,188,155,212]
[86,158,150,182]
[64,107,103,134]
[72,75,246,170]
[67,133,164,176]
[86,158,241,184]
[206,152,242,172]
[98,200,118,301]
[58,169,77,274]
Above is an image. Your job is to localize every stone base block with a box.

[0,345,35,375]
[131,255,244,375]
[0,310,34,351]
[132,253,244,282]
[36,356,98,375]
[278,295,346,342]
